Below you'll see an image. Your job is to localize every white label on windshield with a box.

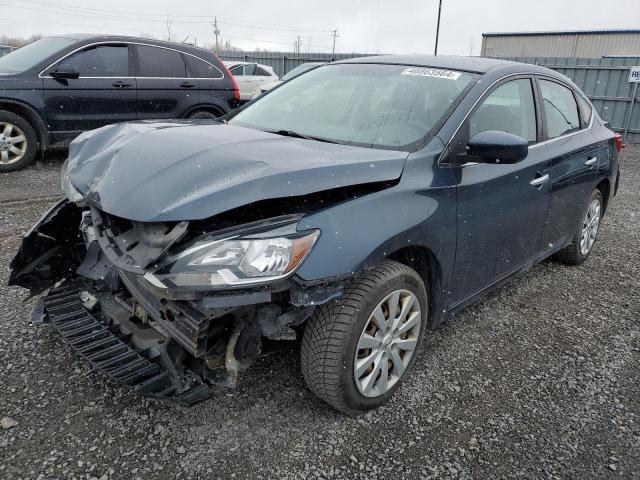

[401,67,461,80]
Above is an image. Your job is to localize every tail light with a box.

[614,133,624,153]
[216,54,240,101]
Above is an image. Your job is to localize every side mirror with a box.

[467,130,528,164]
[49,66,80,79]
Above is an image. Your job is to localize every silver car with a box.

[224,61,279,101]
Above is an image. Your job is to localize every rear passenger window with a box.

[539,80,581,138]
[137,45,186,78]
[576,94,593,127]
[184,55,222,79]
[56,45,129,77]
[230,65,245,76]
[470,78,537,143]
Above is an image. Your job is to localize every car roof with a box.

[225,61,272,68]
[44,34,215,56]
[335,54,554,76]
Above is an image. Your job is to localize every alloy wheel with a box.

[580,198,601,255]
[354,289,421,398]
[0,122,27,165]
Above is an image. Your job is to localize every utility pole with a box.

[331,29,338,60]
[434,0,443,55]
[213,16,220,52]
[296,35,301,55]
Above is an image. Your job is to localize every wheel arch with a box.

[182,103,227,118]
[387,245,446,328]
[596,177,611,213]
[0,99,48,150]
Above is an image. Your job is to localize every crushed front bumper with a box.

[41,283,215,405]
[11,200,344,405]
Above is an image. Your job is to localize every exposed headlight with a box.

[60,159,85,204]
[144,224,320,290]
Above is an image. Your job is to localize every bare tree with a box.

[164,19,174,42]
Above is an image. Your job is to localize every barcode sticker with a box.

[401,67,461,80]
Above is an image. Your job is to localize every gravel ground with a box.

[0,147,638,480]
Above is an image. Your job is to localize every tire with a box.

[301,260,428,415]
[188,109,219,120]
[555,188,603,265]
[0,110,38,173]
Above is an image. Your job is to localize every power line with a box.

[18,0,334,33]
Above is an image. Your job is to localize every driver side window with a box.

[470,78,537,143]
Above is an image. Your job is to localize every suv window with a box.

[539,79,581,138]
[255,66,271,76]
[576,94,593,127]
[137,45,186,78]
[470,78,537,143]
[184,55,222,79]
[55,44,129,77]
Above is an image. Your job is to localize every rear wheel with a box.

[301,260,428,414]
[0,110,38,172]
[188,109,219,120]
[555,188,603,265]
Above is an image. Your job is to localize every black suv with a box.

[0,35,239,171]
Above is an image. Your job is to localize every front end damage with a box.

[9,200,341,405]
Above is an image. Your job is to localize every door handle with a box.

[112,81,132,88]
[585,157,598,166]
[180,82,195,88]
[530,174,550,186]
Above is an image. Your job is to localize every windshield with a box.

[280,63,322,81]
[230,63,478,150]
[0,37,76,74]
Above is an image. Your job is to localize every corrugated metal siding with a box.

[217,50,376,77]
[482,32,640,58]
[502,56,640,143]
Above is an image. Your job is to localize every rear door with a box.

[134,44,194,119]
[536,78,599,251]
[42,43,136,141]
[449,76,551,305]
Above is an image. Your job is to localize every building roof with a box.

[483,29,640,37]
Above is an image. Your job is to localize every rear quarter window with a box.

[184,54,223,79]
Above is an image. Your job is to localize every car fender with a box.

[0,96,49,149]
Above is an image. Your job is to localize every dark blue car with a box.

[9,55,621,414]
[0,35,238,172]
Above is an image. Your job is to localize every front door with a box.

[43,43,136,143]
[448,77,551,305]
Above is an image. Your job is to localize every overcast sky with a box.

[3,0,640,55]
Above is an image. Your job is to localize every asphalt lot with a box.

[0,147,639,480]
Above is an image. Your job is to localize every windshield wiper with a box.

[270,129,338,144]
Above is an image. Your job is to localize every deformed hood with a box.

[66,121,408,222]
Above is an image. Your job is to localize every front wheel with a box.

[0,110,38,172]
[555,188,603,265]
[301,260,428,414]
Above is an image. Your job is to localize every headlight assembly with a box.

[60,159,85,204]
[143,224,320,290]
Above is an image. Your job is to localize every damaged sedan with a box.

[9,56,620,414]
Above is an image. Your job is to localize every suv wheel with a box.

[555,188,603,265]
[0,110,38,173]
[188,109,219,120]
[301,260,428,414]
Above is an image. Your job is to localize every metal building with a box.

[481,30,640,58]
